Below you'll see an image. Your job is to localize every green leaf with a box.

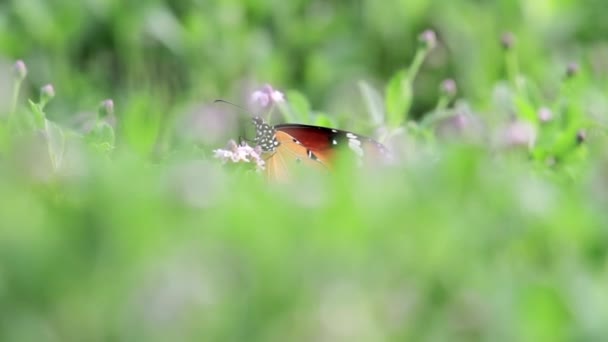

[519,285,570,342]
[313,113,335,128]
[385,69,412,128]
[358,81,385,126]
[98,122,116,147]
[514,96,538,125]
[28,99,45,129]
[122,95,162,156]
[285,90,311,123]
[44,119,65,170]
[86,121,116,153]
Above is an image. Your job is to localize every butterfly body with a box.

[252,116,389,181]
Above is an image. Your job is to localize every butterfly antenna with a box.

[214,99,250,113]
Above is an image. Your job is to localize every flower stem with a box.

[407,47,429,81]
[10,78,23,120]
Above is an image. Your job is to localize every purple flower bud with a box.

[14,60,27,81]
[500,32,516,50]
[40,84,55,103]
[566,62,579,78]
[440,79,457,97]
[435,112,483,142]
[576,129,586,144]
[538,107,552,122]
[99,99,114,118]
[418,29,437,49]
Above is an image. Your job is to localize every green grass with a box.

[2,1,608,341]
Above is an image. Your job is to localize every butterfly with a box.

[251,116,390,182]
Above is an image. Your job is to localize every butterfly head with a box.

[252,116,280,153]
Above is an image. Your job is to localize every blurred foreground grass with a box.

[2,0,608,341]
[2,141,608,341]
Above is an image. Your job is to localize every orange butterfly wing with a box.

[275,124,389,166]
[263,131,329,182]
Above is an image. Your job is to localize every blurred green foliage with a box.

[2,0,606,113]
[2,0,608,341]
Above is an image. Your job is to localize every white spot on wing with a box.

[348,138,364,156]
[332,139,338,145]
[346,132,357,139]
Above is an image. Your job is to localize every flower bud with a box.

[14,60,27,81]
[99,99,114,118]
[576,129,586,144]
[40,84,55,105]
[418,29,437,49]
[440,78,457,98]
[500,32,516,50]
[566,62,579,78]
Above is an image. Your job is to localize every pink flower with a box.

[502,121,536,148]
[249,84,285,108]
[250,91,270,107]
[538,107,552,122]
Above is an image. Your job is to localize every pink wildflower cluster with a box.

[213,84,287,171]
[213,140,266,171]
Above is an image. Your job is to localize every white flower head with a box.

[213,140,266,171]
